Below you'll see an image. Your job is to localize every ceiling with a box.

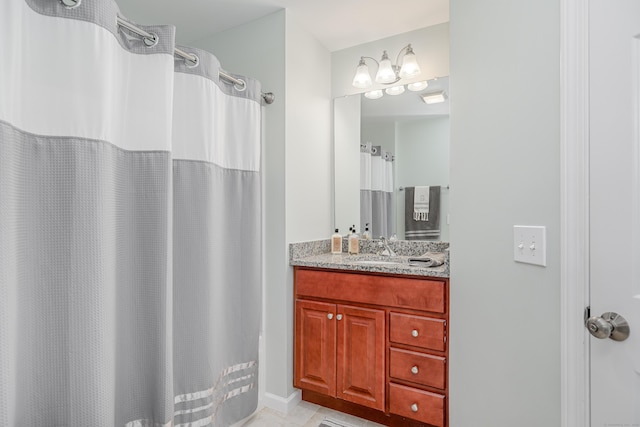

[114,0,449,52]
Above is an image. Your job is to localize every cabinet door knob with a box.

[336,314,343,321]
[327,313,333,320]
[411,366,419,375]
[411,403,419,412]
[411,329,419,337]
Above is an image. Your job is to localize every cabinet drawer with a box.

[390,312,446,351]
[389,348,446,390]
[295,268,446,313]
[389,383,445,427]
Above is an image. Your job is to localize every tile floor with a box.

[239,400,386,427]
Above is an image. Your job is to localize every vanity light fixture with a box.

[420,90,448,104]
[352,44,422,89]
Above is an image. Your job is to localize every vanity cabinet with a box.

[294,267,449,427]
[295,300,385,410]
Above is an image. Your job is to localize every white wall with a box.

[396,117,450,241]
[283,8,333,400]
[331,23,450,98]
[449,1,560,426]
[192,9,333,406]
[285,11,333,243]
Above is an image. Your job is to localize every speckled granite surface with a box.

[289,239,449,278]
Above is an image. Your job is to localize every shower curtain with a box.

[0,1,261,426]
[360,142,394,239]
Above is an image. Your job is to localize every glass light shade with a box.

[399,49,421,79]
[407,80,429,91]
[364,90,384,100]
[375,51,397,84]
[385,85,405,96]
[421,91,447,104]
[352,59,372,88]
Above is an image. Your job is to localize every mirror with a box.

[333,24,450,241]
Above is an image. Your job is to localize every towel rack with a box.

[399,185,450,191]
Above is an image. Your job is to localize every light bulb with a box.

[399,45,421,79]
[364,90,384,99]
[385,85,405,96]
[407,81,429,91]
[375,51,397,84]
[352,58,372,88]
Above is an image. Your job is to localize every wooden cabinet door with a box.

[294,299,336,396]
[336,305,385,411]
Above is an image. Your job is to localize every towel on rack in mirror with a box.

[413,186,430,221]
[405,186,441,240]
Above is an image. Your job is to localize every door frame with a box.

[560,0,590,426]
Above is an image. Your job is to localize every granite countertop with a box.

[289,239,449,278]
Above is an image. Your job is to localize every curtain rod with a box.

[116,16,275,105]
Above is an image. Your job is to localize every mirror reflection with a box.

[333,24,450,241]
[335,80,450,241]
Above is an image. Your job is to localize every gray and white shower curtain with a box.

[0,1,261,426]
[360,142,394,239]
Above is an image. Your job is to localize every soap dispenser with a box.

[362,223,371,240]
[331,228,342,254]
[348,229,360,255]
[345,226,353,238]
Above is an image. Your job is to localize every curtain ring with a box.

[143,33,159,48]
[60,0,81,8]
[185,54,199,68]
[234,79,247,92]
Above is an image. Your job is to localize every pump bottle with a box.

[331,229,342,254]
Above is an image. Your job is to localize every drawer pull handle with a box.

[411,329,419,338]
[411,403,419,412]
[336,314,343,321]
[411,365,419,375]
[327,313,334,320]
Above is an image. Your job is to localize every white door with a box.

[589,1,640,425]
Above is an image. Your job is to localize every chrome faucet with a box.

[377,237,397,257]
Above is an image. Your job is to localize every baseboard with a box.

[262,389,302,414]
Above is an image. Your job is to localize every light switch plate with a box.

[513,225,547,266]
